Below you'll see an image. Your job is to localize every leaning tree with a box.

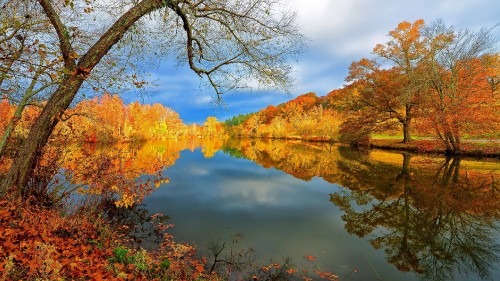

[0,0,304,197]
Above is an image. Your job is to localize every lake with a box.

[69,139,500,281]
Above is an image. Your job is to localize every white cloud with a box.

[190,167,209,176]
[194,95,212,106]
[283,0,500,95]
[213,175,303,208]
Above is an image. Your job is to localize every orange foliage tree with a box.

[336,19,498,151]
[340,60,415,144]
[418,21,499,152]
[0,93,206,148]
[338,20,427,144]
[202,116,225,139]
[372,19,427,143]
[0,100,14,137]
[57,94,188,143]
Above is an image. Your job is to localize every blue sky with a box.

[125,0,500,124]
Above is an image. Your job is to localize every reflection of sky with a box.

[144,149,419,280]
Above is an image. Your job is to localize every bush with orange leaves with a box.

[0,199,220,280]
[0,199,120,280]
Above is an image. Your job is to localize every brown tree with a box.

[341,59,414,143]
[342,20,426,143]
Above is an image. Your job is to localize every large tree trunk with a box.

[0,76,84,197]
[443,130,457,155]
[0,0,164,197]
[402,104,412,143]
[402,121,411,143]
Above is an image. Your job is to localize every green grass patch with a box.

[371,134,429,140]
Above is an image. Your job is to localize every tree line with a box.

[0,94,227,145]
[224,92,341,141]
[225,19,499,154]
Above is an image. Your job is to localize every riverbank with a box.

[368,139,500,158]
[229,135,500,159]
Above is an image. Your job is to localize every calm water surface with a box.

[138,139,499,281]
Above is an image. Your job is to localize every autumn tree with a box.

[372,19,426,142]
[281,92,317,117]
[203,116,224,138]
[0,0,304,197]
[341,60,413,143]
[340,20,426,143]
[225,91,343,140]
[0,100,14,136]
[99,94,126,141]
[242,113,263,136]
[419,20,498,153]
[66,98,100,142]
[338,19,498,149]
[260,105,281,124]
[0,0,148,156]
[485,54,500,93]
[267,115,287,138]
[52,94,187,142]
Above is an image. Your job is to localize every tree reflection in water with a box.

[330,148,499,281]
[224,139,499,281]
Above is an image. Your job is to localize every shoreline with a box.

[229,136,500,159]
[366,139,500,159]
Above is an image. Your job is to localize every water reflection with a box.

[329,149,499,281]
[55,139,225,206]
[222,138,344,182]
[50,138,499,280]
[222,139,499,281]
